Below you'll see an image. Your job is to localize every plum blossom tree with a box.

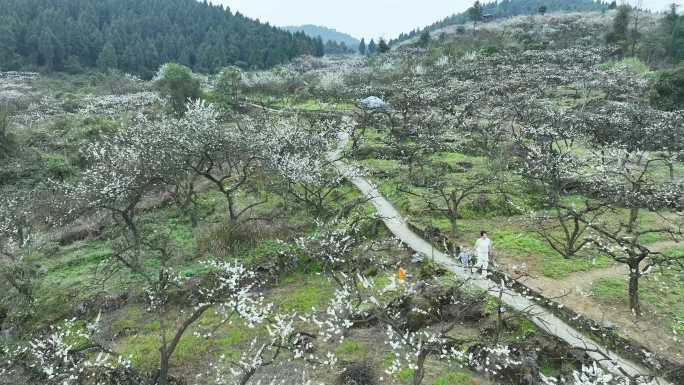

[571,147,684,316]
[514,106,599,259]
[0,316,134,385]
[256,114,353,218]
[0,188,44,324]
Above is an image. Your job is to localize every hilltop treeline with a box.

[0,0,324,77]
[391,0,610,45]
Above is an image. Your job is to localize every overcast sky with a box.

[215,1,678,40]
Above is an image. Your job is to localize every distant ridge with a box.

[390,0,609,45]
[0,0,322,76]
[283,25,361,49]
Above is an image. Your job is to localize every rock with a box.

[75,292,130,317]
[337,362,377,385]
[56,221,104,246]
[359,96,391,111]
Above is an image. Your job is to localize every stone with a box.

[359,96,391,111]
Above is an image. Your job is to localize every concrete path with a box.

[330,131,670,384]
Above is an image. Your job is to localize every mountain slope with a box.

[391,0,609,45]
[0,0,319,76]
[283,25,361,48]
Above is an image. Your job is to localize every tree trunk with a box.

[413,350,429,385]
[239,369,256,385]
[449,217,458,240]
[628,264,641,317]
[157,351,170,385]
[227,194,237,221]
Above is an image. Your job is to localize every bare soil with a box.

[497,240,684,363]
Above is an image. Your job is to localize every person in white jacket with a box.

[474,231,492,275]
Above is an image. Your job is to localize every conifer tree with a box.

[367,39,377,55]
[469,1,484,25]
[418,30,431,47]
[359,38,366,55]
[607,4,631,56]
[378,38,390,53]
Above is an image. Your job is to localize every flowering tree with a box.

[571,147,684,316]
[0,188,40,326]
[142,249,272,385]
[0,316,134,385]
[255,113,353,217]
[514,101,599,258]
[297,221,483,385]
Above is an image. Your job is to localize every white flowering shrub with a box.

[542,362,661,385]
[77,92,161,118]
[1,316,131,385]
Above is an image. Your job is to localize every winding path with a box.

[329,131,671,384]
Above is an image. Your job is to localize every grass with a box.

[336,339,369,361]
[117,333,211,371]
[432,371,473,385]
[271,97,356,111]
[593,253,684,335]
[429,151,487,169]
[113,304,264,371]
[361,158,401,174]
[272,273,334,313]
[493,231,611,279]
[398,368,415,382]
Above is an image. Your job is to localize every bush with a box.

[154,63,201,116]
[337,362,377,385]
[650,64,684,111]
[214,66,241,110]
[42,153,75,180]
[432,372,472,385]
[0,106,10,155]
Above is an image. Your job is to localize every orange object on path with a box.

[398,267,406,283]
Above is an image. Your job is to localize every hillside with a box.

[3,4,684,385]
[0,0,320,77]
[283,25,361,48]
[391,0,609,45]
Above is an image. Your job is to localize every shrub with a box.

[0,105,10,155]
[432,371,472,385]
[337,362,377,385]
[650,64,684,111]
[214,66,241,110]
[154,63,201,116]
[42,153,75,180]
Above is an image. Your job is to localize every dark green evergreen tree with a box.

[367,39,377,55]
[418,30,431,47]
[650,63,684,110]
[0,0,319,76]
[0,19,20,70]
[673,21,684,63]
[358,38,366,55]
[97,41,118,71]
[469,1,484,25]
[662,3,681,63]
[378,38,390,53]
[607,4,631,56]
[314,36,325,57]
[38,28,63,72]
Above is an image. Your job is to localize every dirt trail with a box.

[499,241,684,362]
[331,131,673,384]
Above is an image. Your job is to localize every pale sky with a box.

[215,1,677,40]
